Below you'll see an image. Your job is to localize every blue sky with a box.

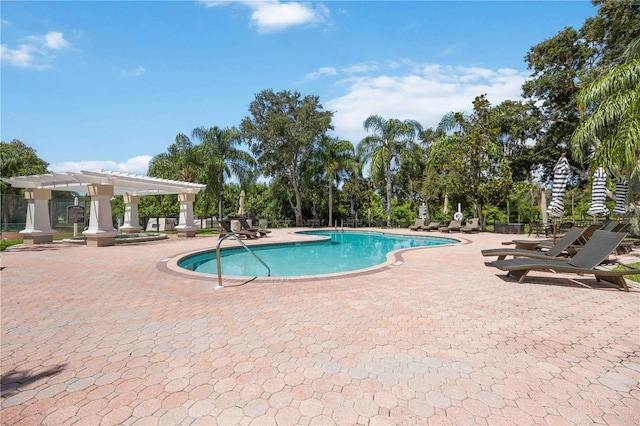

[2,0,597,175]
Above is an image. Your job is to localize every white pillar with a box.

[20,188,56,244]
[83,184,117,247]
[176,193,197,238]
[120,193,142,234]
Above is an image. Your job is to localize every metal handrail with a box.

[215,233,271,288]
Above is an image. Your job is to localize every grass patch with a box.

[615,261,640,283]
[0,238,22,251]
[1,233,74,251]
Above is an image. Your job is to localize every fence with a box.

[1,194,89,232]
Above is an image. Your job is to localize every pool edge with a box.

[158,228,468,285]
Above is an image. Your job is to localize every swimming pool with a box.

[178,230,458,278]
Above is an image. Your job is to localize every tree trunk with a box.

[291,160,303,226]
[293,185,303,226]
[474,200,484,231]
[424,199,431,223]
[159,195,166,218]
[217,172,224,219]
[328,179,333,226]
[386,160,392,227]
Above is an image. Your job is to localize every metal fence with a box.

[1,194,89,232]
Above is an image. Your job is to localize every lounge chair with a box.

[419,221,440,231]
[219,220,257,239]
[482,227,585,261]
[487,230,637,292]
[536,222,605,250]
[600,220,618,231]
[439,220,461,233]
[239,218,271,237]
[409,218,425,231]
[460,218,479,233]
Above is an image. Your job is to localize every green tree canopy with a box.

[191,126,256,218]
[241,89,333,226]
[315,136,357,225]
[1,139,50,194]
[358,115,422,227]
[523,0,640,181]
[428,95,510,229]
[147,133,199,217]
[572,36,640,178]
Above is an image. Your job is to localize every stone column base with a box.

[20,232,56,245]
[84,234,117,247]
[176,228,197,238]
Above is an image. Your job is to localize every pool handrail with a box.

[216,233,271,288]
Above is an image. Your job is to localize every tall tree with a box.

[491,100,541,182]
[147,133,198,217]
[241,90,333,226]
[148,134,198,182]
[428,95,510,229]
[316,136,357,226]
[1,140,50,227]
[523,0,640,180]
[191,126,256,219]
[1,140,50,191]
[572,36,640,218]
[358,115,422,227]
[417,127,447,222]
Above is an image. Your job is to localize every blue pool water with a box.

[178,230,457,277]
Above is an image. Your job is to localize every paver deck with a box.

[1,228,639,425]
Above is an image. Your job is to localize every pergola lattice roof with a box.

[2,170,206,196]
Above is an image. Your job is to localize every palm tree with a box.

[191,126,256,219]
[572,36,640,178]
[317,136,357,226]
[148,133,199,217]
[358,115,422,227]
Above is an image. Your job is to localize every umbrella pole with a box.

[553,220,557,245]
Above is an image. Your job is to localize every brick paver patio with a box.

[1,228,639,425]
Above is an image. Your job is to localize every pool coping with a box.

[158,228,469,285]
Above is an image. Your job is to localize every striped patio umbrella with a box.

[546,154,570,218]
[612,178,629,216]
[587,166,609,217]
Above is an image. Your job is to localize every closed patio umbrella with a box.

[443,194,449,217]
[612,178,629,216]
[587,166,609,217]
[546,154,570,218]
[238,190,245,216]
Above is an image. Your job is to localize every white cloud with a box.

[1,31,70,69]
[43,31,70,50]
[325,63,529,143]
[50,155,152,175]
[0,43,42,69]
[305,66,337,80]
[120,66,147,78]
[200,0,329,33]
[342,62,379,74]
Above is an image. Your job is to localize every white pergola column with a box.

[176,193,197,238]
[83,184,117,247]
[20,188,56,245]
[120,194,142,234]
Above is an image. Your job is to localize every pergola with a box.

[2,170,206,246]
